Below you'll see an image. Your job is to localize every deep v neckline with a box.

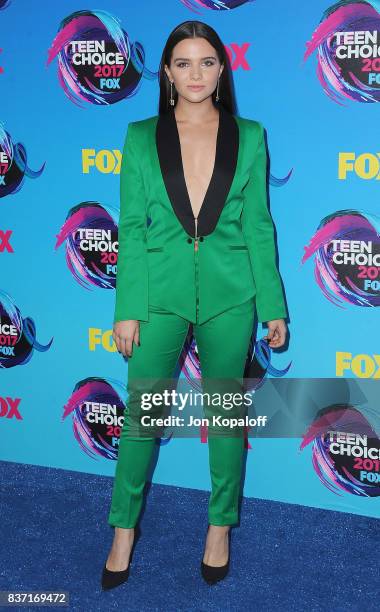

[172,106,221,221]
[155,103,239,238]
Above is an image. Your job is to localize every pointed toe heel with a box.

[101,524,141,591]
[200,525,231,585]
[200,557,230,585]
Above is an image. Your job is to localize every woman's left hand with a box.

[264,319,287,349]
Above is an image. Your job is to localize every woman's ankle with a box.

[208,524,230,533]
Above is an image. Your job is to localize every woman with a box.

[102,20,288,589]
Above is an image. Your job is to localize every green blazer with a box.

[114,105,288,326]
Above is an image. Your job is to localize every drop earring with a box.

[215,76,220,102]
[170,80,175,106]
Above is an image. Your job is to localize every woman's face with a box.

[165,37,223,104]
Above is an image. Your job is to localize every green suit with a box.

[108,105,288,529]
[113,104,287,326]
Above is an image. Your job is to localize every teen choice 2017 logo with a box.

[304,0,380,103]
[301,405,380,496]
[180,0,251,11]
[47,9,156,106]
[302,209,380,308]
[55,201,119,290]
[0,124,45,198]
[62,377,126,459]
[0,290,53,369]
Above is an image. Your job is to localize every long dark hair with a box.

[158,20,237,115]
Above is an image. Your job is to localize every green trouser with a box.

[108,296,255,528]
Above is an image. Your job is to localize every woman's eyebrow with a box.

[173,56,217,61]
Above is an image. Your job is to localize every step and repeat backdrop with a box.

[1,0,379,519]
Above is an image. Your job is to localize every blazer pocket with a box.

[146,247,164,252]
[228,245,248,250]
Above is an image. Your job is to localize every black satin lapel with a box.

[198,105,239,236]
[155,105,239,238]
[156,108,195,236]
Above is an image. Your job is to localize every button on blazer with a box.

[114,105,288,325]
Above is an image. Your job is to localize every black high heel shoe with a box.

[200,525,231,585]
[101,524,141,591]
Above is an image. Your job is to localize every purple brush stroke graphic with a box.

[301,406,380,496]
[304,1,380,104]
[47,10,157,107]
[180,0,253,12]
[55,202,118,290]
[0,290,53,369]
[63,378,127,460]
[0,125,45,198]
[302,209,380,308]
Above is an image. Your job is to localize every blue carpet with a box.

[0,460,378,611]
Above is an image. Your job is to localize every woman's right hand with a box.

[112,320,140,358]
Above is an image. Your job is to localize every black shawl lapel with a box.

[155,104,239,238]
